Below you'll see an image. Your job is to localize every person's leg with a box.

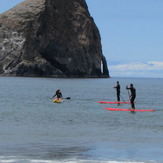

[131,96,135,109]
[117,92,120,101]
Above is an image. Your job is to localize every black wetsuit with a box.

[115,84,120,101]
[53,91,62,98]
[128,87,136,109]
[56,92,62,98]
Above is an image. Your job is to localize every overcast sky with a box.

[0,0,163,78]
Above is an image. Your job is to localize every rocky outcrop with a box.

[0,0,109,78]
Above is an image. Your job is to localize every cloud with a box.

[147,61,163,70]
[108,61,163,78]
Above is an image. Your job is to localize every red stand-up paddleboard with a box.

[105,107,155,112]
[98,101,134,104]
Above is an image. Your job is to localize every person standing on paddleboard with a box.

[114,81,120,102]
[126,84,136,110]
[51,89,62,100]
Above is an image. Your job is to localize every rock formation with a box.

[0,0,109,78]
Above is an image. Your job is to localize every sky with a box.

[0,0,163,78]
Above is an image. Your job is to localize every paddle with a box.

[126,85,130,99]
[50,97,71,100]
[120,95,126,102]
[63,97,71,100]
[114,87,125,102]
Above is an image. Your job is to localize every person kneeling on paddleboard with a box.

[51,89,62,100]
[126,84,136,111]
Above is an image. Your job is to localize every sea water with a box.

[0,77,163,163]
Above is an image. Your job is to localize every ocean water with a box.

[0,76,163,163]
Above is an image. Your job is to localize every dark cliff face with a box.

[0,0,109,78]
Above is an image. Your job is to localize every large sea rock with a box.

[0,0,109,78]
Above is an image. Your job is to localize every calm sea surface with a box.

[0,77,163,163]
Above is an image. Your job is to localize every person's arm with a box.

[114,84,118,88]
[51,93,56,98]
[126,85,130,90]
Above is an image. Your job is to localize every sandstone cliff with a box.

[0,0,109,78]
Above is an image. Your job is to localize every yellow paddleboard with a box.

[53,99,63,103]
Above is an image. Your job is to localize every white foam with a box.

[0,156,155,163]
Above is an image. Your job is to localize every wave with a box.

[0,156,156,163]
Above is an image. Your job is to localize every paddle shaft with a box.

[114,87,125,102]
[62,97,71,100]
[120,95,126,102]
